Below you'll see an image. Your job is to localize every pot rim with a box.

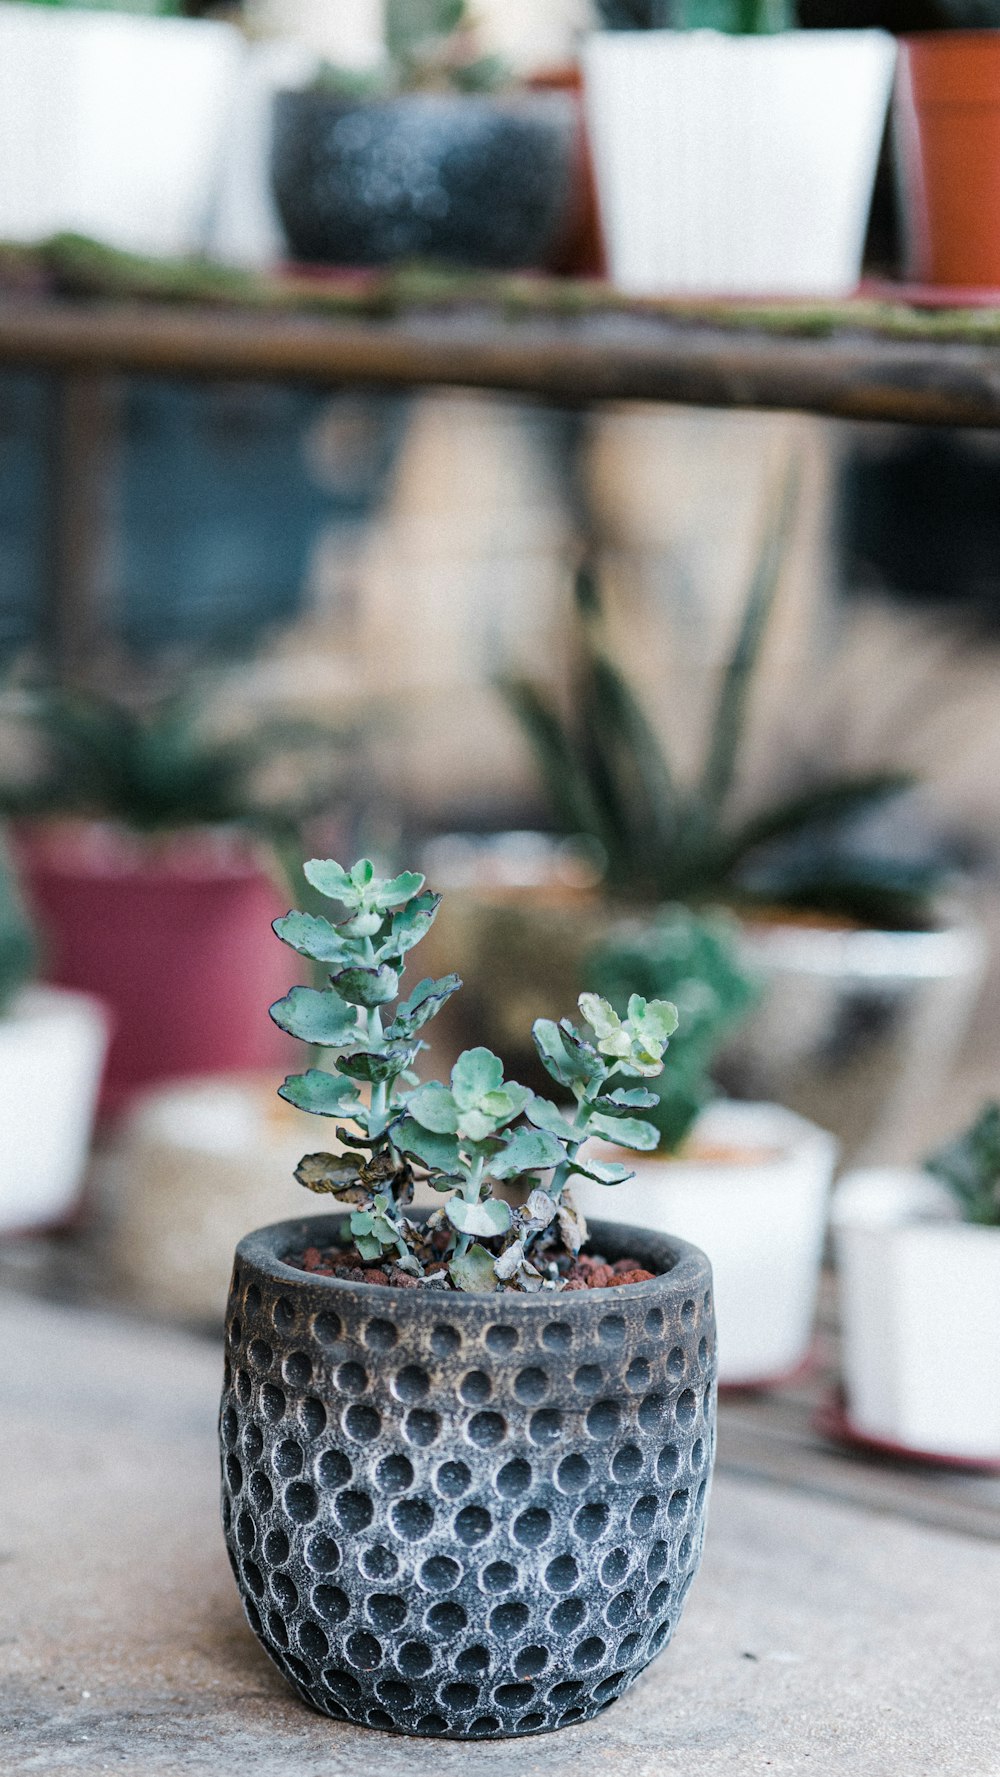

[234,1211,710,1314]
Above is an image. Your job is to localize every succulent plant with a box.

[314,0,509,100]
[0,827,36,1018]
[585,905,758,1152]
[504,481,941,933]
[925,1103,1000,1229]
[272,856,679,1291]
[595,0,794,30]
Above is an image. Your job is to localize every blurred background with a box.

[1,0,999,1466]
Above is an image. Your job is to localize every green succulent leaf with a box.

[303,858,355,901]
[628,993,679,1046]
[448,1242,499,1293]
[278,1069,363,1116]
[570,1157,635,1186]
[489,1126,566,1180]
[375,870,426,909]
[336,1044,419,1084]
[268,985,359,1046]
[457,1108,499,1142]
[407,1081,460,1133]
[386,973,461,1039]
[525,1095,581,1143]
[451,1047,505,1109]
[392,1116,461,1171]
[331,964,400,1008]
[350,858,376,891]
[480,1083,532,1124]
[532,1018,604,1090]
[389,891,442,955]
[338,909,384,939]
[272,910,348,964]
[445,1196,513,1238]
[586,1111,660,1151]
[601,1086,660,1109]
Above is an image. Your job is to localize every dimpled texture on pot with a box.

[220,1214,715,1740]
[271,91,577,269]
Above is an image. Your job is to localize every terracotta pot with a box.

[18,822,297,1116]
[896,32,1000,287]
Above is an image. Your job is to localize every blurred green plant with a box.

[273,855,678,1290]
[585,906,758,1151]
[0,827,36,1017]
[504,478,940,932]
[925,1103,1000,1228]
[314,0,509,99]
[0,683,350,897]
[595,0,793,31]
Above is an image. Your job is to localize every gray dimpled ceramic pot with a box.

[220,1214,716,1739]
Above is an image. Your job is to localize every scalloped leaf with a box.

[374,870,425,910]
[407,1081,459,1134]
[303,858,354,901]
[272,910,348,964]
[336,1043,419,1084]
[532,1018,604,1091]
[331,964,400,1008]
[601,1086,660,1110]
[489,1126,565,1180]
[278,1069,362,1117]
[445,1196,512,1238]
[526,1095,580,1142]
[392,1116,461,1172]
[388,891,442,956]
[570,1157,635,1186]
[587,1111,660,1151]
[385,973,461,1040]
[295,1152,366,1197]
[268,986,359,1046]
[451,1047,505,1109]
[449,1243,499,1293]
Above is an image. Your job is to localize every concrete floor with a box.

[5,1291,1000,1777]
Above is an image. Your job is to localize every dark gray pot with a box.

[220,1213,716,1739]
[271,89,578,269]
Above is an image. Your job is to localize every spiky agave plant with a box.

[925,1103,1000,1229]
[504,479,940,933]
[271,857,679,1291]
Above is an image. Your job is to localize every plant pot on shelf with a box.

[108,1074,317,1324]
[270,88,580,269]
[831,1167,1000,1463]
[0,5,243,257]
[581,29,896,295]
[895,33,1000,290]
[221,1213,715,1738]
[0,984,109,1237]
[19,823,298,1118]
[718,913,985,1165]
[572,1102,837,1389]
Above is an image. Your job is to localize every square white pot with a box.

[0,985,109,1235]
[573,1100,837,1386]
[0,6,244,256]
[833,1168,1000,1461]
[582,28,896,296]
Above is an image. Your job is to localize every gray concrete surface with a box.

[4,1291,999,1777]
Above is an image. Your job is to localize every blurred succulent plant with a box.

[0,827,36,1018]
[925,1103,1000,1228]
[0,683,350,889]
[272,856,678,1291]
[585,905,758,1152]
[595,0,794,30]
[504,479,940,933]
[314,0,509,99]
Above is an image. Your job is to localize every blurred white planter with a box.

[574,1101,837,1386]
[582,29,895,296]
[0,985,108,1236]
[0,6,244,256]
[110,1075,314,1323]
[832,1168,1000,1462]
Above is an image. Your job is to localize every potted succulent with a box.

[486,489,982,1163]
[221,855,717,1737]
[0,1,242,257]
[0,825,108,1235]
[893,2,1000,288]
[270,0,581,269]
[582,0,896,293]
[831,1104,1000,1464]
[571,906,838,1387]
[0,682,348,1114]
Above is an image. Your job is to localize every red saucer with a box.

[813,1390,1000,1475]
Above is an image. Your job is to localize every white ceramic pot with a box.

[573,1100,837,1386]
[0,984,109,1236]
[0,6,244,256]
[109,1075,320,1324]
[582,28,896,296]
[832,1167,1000,1462]
[723,915,986,1165]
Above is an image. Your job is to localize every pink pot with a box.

[18,823,299,1116]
